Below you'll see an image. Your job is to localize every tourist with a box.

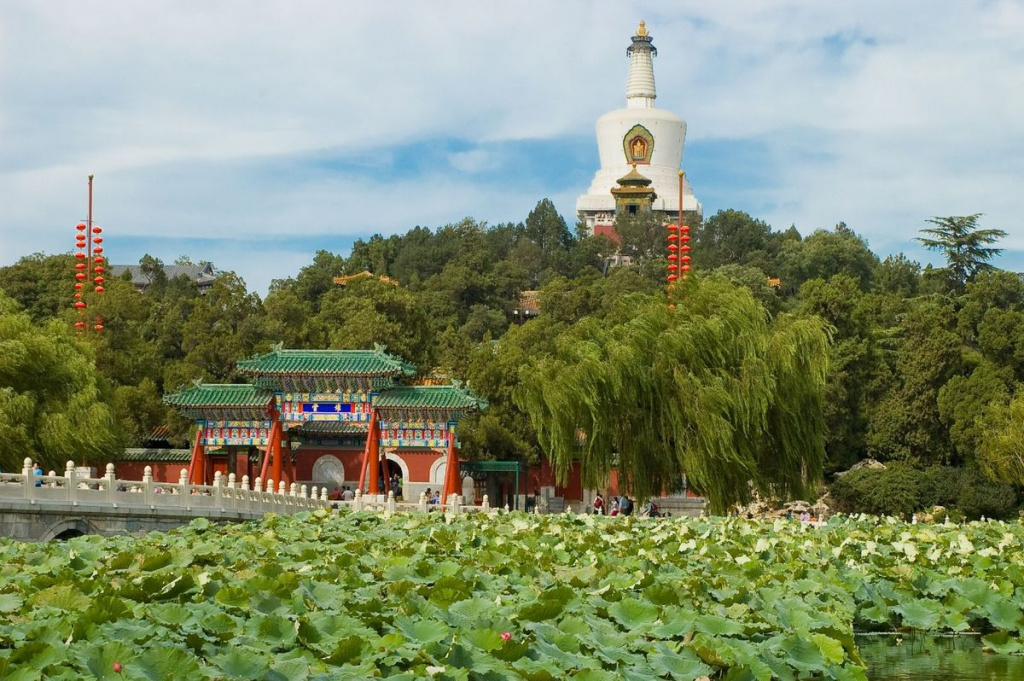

[341,486,354,501]
[32,463,43,487]
[609,499,620,517]
[620,495,633,517]
[593,493,604,515]
[432,490,441,505]
[329,487,342,501]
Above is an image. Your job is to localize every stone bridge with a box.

[0,459,330,541]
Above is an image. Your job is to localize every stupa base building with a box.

[576,21,702,241]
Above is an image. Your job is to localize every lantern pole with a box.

[73,175,105,333]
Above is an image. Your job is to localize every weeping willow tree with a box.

[0,293,121,472]
[514,277,832,513]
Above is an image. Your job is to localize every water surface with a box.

[857,634,1024,680]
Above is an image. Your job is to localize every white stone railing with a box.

[0,459,330,516]
[330,489,501,516]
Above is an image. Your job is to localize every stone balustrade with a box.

[0,458,330,515]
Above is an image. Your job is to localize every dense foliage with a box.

[0,202,1021,510]
[829,464,1019,520]
[1,511,1024,679]
[0,293,119,472]
[514,282,831,513]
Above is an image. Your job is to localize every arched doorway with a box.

[311,455,345,488]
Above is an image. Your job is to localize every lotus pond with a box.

[1,511,1022,679]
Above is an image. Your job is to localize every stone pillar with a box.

[241,474,250,491]
[482,495,490,512]
[354,488,363,511]
[386,490,396,514]
[419,491,428,513]
[106,462,116,502]
[144,466,154,505]
[227,473,236,489]
[289,483,298,498]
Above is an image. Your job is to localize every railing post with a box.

[105,463,116,503]
[143,465,154,505]
[65,461,76,502]
[419,491,428,513]
[241,474,250,490]
[178,468,189,506]
[482,494,490,513]
[353,488,363,511]
[387,490,396,514]
[213,471,223,508]
[320,487,329,504]
[22,458,33,500]
[227,473,236,489]
[290,482,298,498]
[300,484,308,500]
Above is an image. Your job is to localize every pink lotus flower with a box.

[500,632,512,641]
[113,661,123,674]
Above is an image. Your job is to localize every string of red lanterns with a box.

[72,175,105,333]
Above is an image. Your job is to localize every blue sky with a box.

[1,1,1022,294]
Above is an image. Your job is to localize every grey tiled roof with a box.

[109,263,218,287]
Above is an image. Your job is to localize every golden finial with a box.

[636,20,648,37]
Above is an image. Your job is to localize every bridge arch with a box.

[41,518,90,542]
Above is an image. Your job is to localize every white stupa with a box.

[576,21,701,235]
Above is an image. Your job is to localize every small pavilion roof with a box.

[375,385,487,411]
[237,346,416,378]
[163,383,274,409]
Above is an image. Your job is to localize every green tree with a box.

[0,253,77,322]
[0,293,120,471]
[695,209,781,274]
[515,281,832,512]
[915,214,1007,292]
[780,223,879,291]
[977,391,1024,486]
[316,278,433,370]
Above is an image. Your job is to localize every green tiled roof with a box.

[119,449,192,463]
[238,347,417,378]
[288,422,368,435]
[163,383,274,409]
[375,385,487,411]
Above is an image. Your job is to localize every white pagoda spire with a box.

[626,20,657,109]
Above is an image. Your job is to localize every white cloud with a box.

[1,0,1022,283]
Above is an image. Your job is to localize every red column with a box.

[365,411,381,496]
[441,428,461,502]
[187,428,205,485]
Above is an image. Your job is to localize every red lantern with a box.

[668,254,678,261]
[74,321,85,329]
[667,274,679,282]
[75,252,85,260]
[74,293,81,300]
[94,325,104,331]
[667,234,678,241]
[94,237,103,244]
[74,301,86,309]
[668,264,678,272]
[74,283,82,290]
[91,226,102,234]
[75,273,86,281]
[667,224,678,231]
[94,286,105,293]
[681,265,691,272]
[681,256,691,263]
[75,263,85,271]
[668,244,678,251]
[93,266,105,274]
[94,276,105,284]
[681,245,691,253]
[681,235,690,243]
[681,225,690,232]
[76,223,87,231]
[94,247,103,254]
